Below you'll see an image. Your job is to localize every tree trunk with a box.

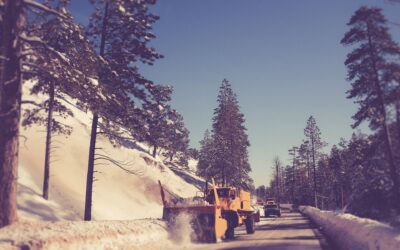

[42,81,54,200]
[0,0,24,227]
[152,145,157,158]
[367,23,400,212]
[275,162,280,203]
[396,101,400,156]
[84,1,109,221]
[311,139,317,208]
[84,113,98,221]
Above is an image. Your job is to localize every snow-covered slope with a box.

[17,88,202,221]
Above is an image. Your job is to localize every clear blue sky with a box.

[70,0,400,187]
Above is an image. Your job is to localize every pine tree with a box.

[0,0,24,228]
[211,79,252,188]
[164,109,190,163]
[22,3,100,200]
[255,185,266,201]
[341,6,400,211]
[272,157,282,203]
[0,0,69,227]
[329,145,343,208]
[83,0,164,220]
[197,129,215,181]
[142,85,172,158]
[304,115,326,207]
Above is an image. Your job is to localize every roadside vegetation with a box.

[261,6,400,225]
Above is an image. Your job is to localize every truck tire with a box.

[245,216,255,234]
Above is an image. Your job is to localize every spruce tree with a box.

[197,129,215,181]
[164,109,190,163]
[304,116,325,207]
[341,6,400,211]
[211,79,252,188]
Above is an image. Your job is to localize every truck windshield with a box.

[265,205,278,209]
[205,188,230,204]
[217,189,229,197]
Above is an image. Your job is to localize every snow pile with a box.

[300,206,400,250]
[0,219,184,250]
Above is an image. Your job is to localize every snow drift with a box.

[300,206,400,250]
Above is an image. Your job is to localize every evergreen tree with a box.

[164,109,190,163]
[304,115,326,207]
[142,85,172,158]
[255,185,266,201]
[197,129,215,181]
[211,79,252,188]
[187,148,199,160]
[83,0,164,220]
[0,0,69,227]
[22,4,100,200]
[341,6,400,211]
[272,156,282,203]
[329,145,345,208]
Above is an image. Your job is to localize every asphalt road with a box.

[193,212,332,250]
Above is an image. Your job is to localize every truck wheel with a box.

[245,216,255,234]
[225,225,234,239]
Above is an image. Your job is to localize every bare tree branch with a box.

[94,155,144,175]
[21,100,41,107]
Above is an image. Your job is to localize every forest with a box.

[0,0,195,227]
[259,6,400,224]
[0,0,255,229]
[1,0,400,234]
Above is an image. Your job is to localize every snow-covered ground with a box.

[300,206,400,250]
[17,85,201,221]
[0,85,205,248]
[0,219,176,250]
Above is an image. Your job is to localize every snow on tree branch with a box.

[19,33,70,65]
[23,0,67,19]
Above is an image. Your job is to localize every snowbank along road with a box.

[0,211,332,249]
[194,212,332,250]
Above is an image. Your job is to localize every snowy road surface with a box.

[193,212,332,250]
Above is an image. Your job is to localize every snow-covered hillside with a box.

[17,87,202,221]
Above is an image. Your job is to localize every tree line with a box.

[0,0,191,227]
[262,6,400,222]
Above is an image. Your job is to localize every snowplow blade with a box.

[158,179,227,242]
[163,205,227,242]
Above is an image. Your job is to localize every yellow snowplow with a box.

[158,178,259,242]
